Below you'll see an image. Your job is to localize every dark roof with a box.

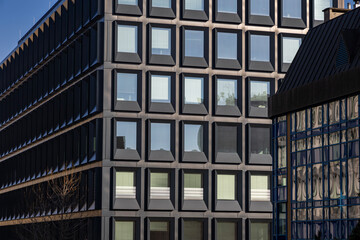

[269,7,360,117]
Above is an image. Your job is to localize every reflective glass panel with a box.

[115,221,135,240]
[251,222,270,240]
[217,125,237,153]
[116,171,136,199]
[183,221,203,240]
[251,127,270,154]
[184,173,203,200]
[217,174,236,200]
[150,172,170,199]
[151,75,171,103]
[117,121,137,150]
[282,37,302,64]
[347,95,359,120]
[184,124,203,152]
[185,0,204,10]
[150,221,170,240]
[117,73,137,101]
[118,25,137,53]
[184,77,204,104]
[250,0,269,16]
[152,28,171,55]
[348,158,360,197]
[151,123,171,151]
[282,0,301,18]
[119,0,138,5]
[278,136,287,168]
[250,80,270,110]
[314,0,332,20]
[217,222,237,240]
[330,161,340,199]
[185,30,204,58]
[250,35,270,61]
[217,0,237,13]
[217,79,237,106]
[217,32,237,60]
[152,0,171,8]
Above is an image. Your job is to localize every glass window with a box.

[217,174,236,200]
[115,221,135,240]
[151,75,171,103]
[251,175,270,201]
[116,171,136,199]
[251,127,270,155]
[152,28,171,55]
[185,0,204,10]
[152,0,171,8]
[151,123,171,151]
[150,221,170,240]
[184,124,203,152]
[250,80,270,111]
[282,37,302,64]
[184,77,204,104]
[348,158,360,197]
[118,0,138,5]
[250,222,270,240]
[217,0,237,13]
[217,79,237,106]
[117,121,137,150]
[185,30,204,58]
[150,172,170,199]
[184,173,203,200]
[250,35,270,61]
[314,0,332,21]
[250,0,269,16]
[217,125,237,153]
[282,0,301,18]
[217,32,237,60]
[117,25,137,53]
[183,220,203,240]
[278,203,286,235]
[347,95,359,120]
[117,73,137,101]
[217,221,237,240]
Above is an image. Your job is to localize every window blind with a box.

[217,174,235,200]
[184,173,203,200]
[185,77,203,104]
[152,28,170,50]
[150,172,170,199]
[151,75,170,102]
[118,25,137,53]
[116,172,136,199]
[251,175,270,201]
[115,221,135,240]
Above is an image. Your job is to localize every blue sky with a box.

[0,0,355,62]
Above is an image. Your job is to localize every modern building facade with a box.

[270,6,360,240]
[0,0,341,239]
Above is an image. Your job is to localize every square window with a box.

[113,168,141,210]
[114,70,141,112]
[185,0,203,10]
[283,0,301,19]
[181,121,208,163]
[148,120,175,161]
[247,78,274,118]
[182,27,208,68]
[182,220,206,240]
[247,32,274,72]
[216,220,239,240]
[149,0,176,18]
[152,0,171,8]
[247,172,272,212]
[249,220,271,240]
[247,0,274,26]
[214,0,241,23]
[181,171,208,211]
[116,171,135,199]
[184,173,203,200]
[214,123,241,163]
[313,0,332,22]
[218,0,237,13]
[114,119,141,160]
[182,0,208,21]
[214,76,241,116]
[250,0,269,16]
[148,72,175,113]
[149,221,170,240]
[115,0,142,16]
[115,221,135,240]
[181,74,208,115]
[217,174,235,200]
[247,124,272,165]
[150,172,170,199]
[214,29,241,70]
[114,22,142,63]
[119,0,138,5]
[280,34,303,72]
[147,169,175,210]
[148,24,176,65]
[214,171,242,211]
[279,0,306,28]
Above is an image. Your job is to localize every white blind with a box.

[151,75,170,102]
[283,37,301,64]
[251,175,270,201]
[217,174,235,200]
[185,77,203,104]
[115,221,134,240]
[116,172,136,199]
[184,173,203,200]
[185,0,204,10]
[117,25,137,53]
[152,28,170,49]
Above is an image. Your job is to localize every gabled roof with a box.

[269,7,360,117]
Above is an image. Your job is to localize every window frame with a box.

[311,0,333,27]
[246,31,275,72]
[146,217,175,240]
[147,119,175,162]
[113,21,142,64]
[214,170,242,212]
[113,69,142,112]
[180,169,209,211]
[181,73,208,115]
[148,23,176,66]
[246,219,272,240]
[214,0,242,23]
[246,0,274,26]
[213,218,242,240]
[213,75,242,117]
[181,26,209,68]
[114,0,143,16]
[112,217,140,240]
[147,71,176,114]
[246,124,272,165]
[246,171,273,212]
[146,168,175,210]
[278,0,306,28]
[279,33,304,73]
[112,167,141,210]
[181,0,209,21]
[180,218,208,240]
[246,77,275,118]
[148,0,176,19]
[213,122,242,164]
[181,121,208,163]
[214,29,242,70]
[113,118,141,161]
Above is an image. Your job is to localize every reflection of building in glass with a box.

[270,7,360,240]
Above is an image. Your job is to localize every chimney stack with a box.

[347,3,352,9]
[337,0,344,8]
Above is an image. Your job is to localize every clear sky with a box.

[0,0,356,62]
